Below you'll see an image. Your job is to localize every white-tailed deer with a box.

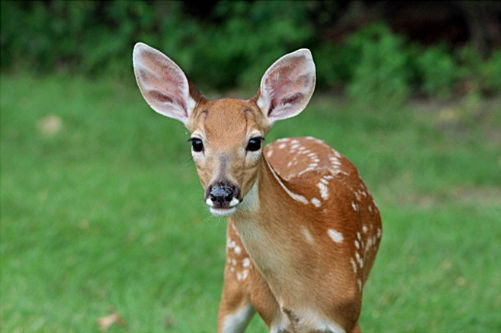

[133,43,382,333]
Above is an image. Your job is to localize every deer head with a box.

[133,43,316,217]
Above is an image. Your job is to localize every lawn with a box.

[1,73,500,332]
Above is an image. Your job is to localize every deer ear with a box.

[256,49,316,123]
[133,42,203,125]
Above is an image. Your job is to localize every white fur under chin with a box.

[210,207,237,218]
[236,182,259,214]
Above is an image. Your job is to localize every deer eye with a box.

[246,137,264,152]
[188,138,204,152]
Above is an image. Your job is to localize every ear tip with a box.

[133,42,150,54]
[293,49,315,73]
[292,48,313,59]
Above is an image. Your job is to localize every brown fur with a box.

[133,43,382,333]
[187,97,382,333]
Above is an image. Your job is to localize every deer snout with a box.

[205,183,241,217]
[209,186,234,204]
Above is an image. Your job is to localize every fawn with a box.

[133,43,382,333]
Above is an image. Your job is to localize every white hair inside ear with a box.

[132,42,200,125]
[257,49,316,124]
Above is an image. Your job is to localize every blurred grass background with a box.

[1,1,501,332]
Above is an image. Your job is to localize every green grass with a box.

[1,73,500,332]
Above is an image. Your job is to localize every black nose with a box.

[209,186,234,205]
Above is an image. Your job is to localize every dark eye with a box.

[246,137,264,152]
[188,138,204,152]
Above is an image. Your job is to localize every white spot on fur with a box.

[327,229,344,243]
[317,182,329,200]
[352,201,358,211]
[350,258,357,274]
[299,149,311,155]
[277,138,291,142]
[330,157,342,166]
[332,149,342,158]
[296,165,318,177]
[355,252,363,268]
[242,258,251,268]
[366,237,374,251]
[303,228,314,244]
[311,198,321,207]
[355,240,360,249]
[278,143,287,149]
[234,246,242,255]
[266,149,273,158]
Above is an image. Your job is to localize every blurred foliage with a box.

[346,23,411,108]
[1,0,500,101]
[415,45,458,100]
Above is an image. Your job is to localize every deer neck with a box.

[233,154,297,224]
[231,156,307,285]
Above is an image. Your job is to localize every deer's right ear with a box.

[133,42,203,125]
[255,49,316,124]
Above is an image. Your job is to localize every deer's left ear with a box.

[255,49,316,123]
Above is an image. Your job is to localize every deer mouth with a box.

[209,206,237,218]
[206,196,241,217]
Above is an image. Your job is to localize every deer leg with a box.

[217,221,255,333]
[217,289,254,333]
[350,322,362,333]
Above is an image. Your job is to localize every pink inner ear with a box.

[149,90,186,111]
[134,43,205,124]
[265,59,308,114]
[137,51,190,114]
[280,92,303,106]
[137,68,188,115]
[154,62,188,106]
[258,50,315,122]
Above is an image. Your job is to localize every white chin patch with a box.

[210,207,237,218]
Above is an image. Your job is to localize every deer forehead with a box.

[188,99,270,149]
